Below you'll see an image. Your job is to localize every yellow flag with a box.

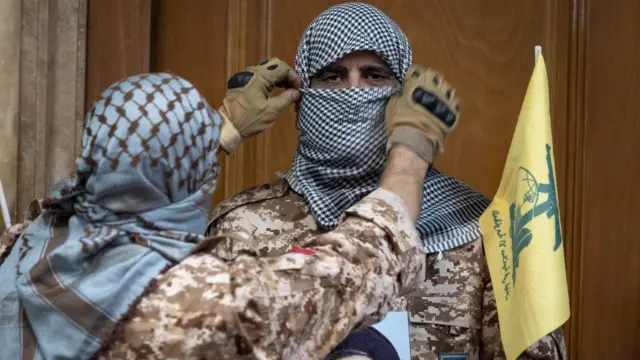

[479,53,570,359]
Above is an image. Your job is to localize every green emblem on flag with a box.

[509,144,562,285]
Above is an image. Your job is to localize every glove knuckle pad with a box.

[411,87,457,127]
[227,71,254,90]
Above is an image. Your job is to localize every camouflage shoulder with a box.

[0,222,32,265]
[206,178,290,235]
[0,199,43,265]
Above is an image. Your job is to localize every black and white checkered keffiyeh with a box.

[286,2,490,253]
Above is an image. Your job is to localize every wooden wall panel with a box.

[149,0,229,205]
[0,0,20,228]
[578,0,640,357]
[15,0,88,220]
[85,0,151,108]
[244,1,272,187]
[564,0,588,355]
[221,0,272,202]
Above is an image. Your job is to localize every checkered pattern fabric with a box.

[287,87,395,225]
[79,73,219,199]
[294,2,412,87]
[50,73,221,225]
[286,2,490,253]
[1,73,223,360]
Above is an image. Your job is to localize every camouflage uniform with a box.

[0,182,567,359]
[98,188,425,359]
[206,179,567,360]
[0,199,43,266]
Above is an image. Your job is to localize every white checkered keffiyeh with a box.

[286,2,490,253]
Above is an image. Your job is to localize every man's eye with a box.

[321,74,341,82]
[366,73,390,81]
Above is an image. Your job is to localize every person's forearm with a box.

[379,146,429,223]
[102,189,424,360]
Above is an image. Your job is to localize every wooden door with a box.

[574,1,640,357]
[85,0,640,357]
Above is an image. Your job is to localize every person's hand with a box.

[218,58,301,153]
[384,65,460,164]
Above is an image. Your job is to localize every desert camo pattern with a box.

[98,189,425,359]
[207,179,567,360]
[1,180,567,359]
[0,199,43,266]
[206,179,316,259]
[0,223,30,265]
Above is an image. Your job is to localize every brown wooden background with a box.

[85,0,640,357]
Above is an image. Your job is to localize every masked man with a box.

[206,3,566,359]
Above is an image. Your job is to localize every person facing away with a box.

[0,36,457,358]
[205,2,567,360]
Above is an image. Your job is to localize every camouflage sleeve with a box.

[481,275,568,360]
[0,200,43,266]
[301,188,427,296]
[0,222,34,266]
[101,189,426,360]
[205,202,282,260]
[0,232,13,265]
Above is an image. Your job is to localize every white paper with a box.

[372,311,411,360]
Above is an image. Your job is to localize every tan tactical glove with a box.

[218,58,301,153]
[385,65,460,164]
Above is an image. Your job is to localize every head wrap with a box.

[286,2,490,253]
[0,73,221,359]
